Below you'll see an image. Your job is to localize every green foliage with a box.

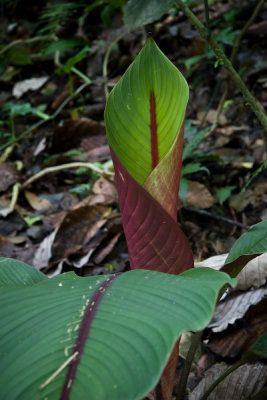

[105,38,189,184]
[226,220,267,264]
[183,120,209,161]
[0,257,235,400]
[216,186,236,205]
[42,38,87,56]
[24,216,42,226]
[69,183,92,196]
[39,1,88,34]
[6,46,32,66]
[123,0,174,30]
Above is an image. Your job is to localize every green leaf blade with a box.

[105,38,189,185]
[0,261,235,400]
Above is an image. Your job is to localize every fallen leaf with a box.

[51,118,106,152]
[12,77,48,98]
[186,180,215,209]
[236,253,267,290]
[208,298,267,358]
[196,253,267,291]
[0,163,19,192]
[52,205,110,261]
[33,229,58,270]
[24,191,52,211]
[197,109,228,126]
[92,176,118,202]
[209,287,267,333]
[229,190,255,212]
[189,362,267,400]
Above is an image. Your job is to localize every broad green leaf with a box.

[123,0,174,30]
[226,221,267,263]
[222,220,267,277]
[0,259,235,400]
[105,38,188,185]
[0,257,47,288]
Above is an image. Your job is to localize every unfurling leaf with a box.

[105,39,193,276]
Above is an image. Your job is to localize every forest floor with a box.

[0,1,266,398]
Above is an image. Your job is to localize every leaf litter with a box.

[0,1,266,398]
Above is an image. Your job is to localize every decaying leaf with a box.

[209,287,267,333]
[189,362,267,400]
[208,298,267,358]
[24,190,52,211]
[186,180,215,209]
[196,253,267,290]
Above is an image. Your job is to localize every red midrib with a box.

[150,91,159,169]
[60,274,119,399]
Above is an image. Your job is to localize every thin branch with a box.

[176,331,203,400]
[185,207,249,230]
[199,358,244,400]
[8,162,113,210]
[208,0,265,135]
[175,0,267,131]
[21,162,113,189]
[203,0,211,38]
[103,31,127,100]
[0,35,52,56]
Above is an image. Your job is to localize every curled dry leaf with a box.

[189,362,267,400]
[196,253,267,291]
[209,287,267,333]
[236,253,267,290]
[12,77,48,98]
[208,298,267,358]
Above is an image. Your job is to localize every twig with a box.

[203,0,211,38]
[175,0,267,131]
[184,207,249,229]
[0,144,15,163]
[207,0,265,136]
[102,31,127,100]
[176,331,203,400]
[199,358,244,400]
[230,0,265,65]
[8,162,113,210]
[21,162,113,189]
[39,351,79,390]
[0,35,52,56]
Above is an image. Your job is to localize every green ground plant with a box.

[0,38,266,400]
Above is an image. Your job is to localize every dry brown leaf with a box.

[229,190,255,212]
[189,362,267,400]
[12,77,48,98]
[236,253,267,291]
[0,163,19,192]
[24,191,52,211]
[196,253,267,291]
[51,118,106,152]
[209,287,267,333]
[33,229,58,270]
[186,180,215,209]
[208,298,267,358]
[93,232,121,264]
[197,109,228,126]
[52,205,110,261]
[92,176,118,202]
